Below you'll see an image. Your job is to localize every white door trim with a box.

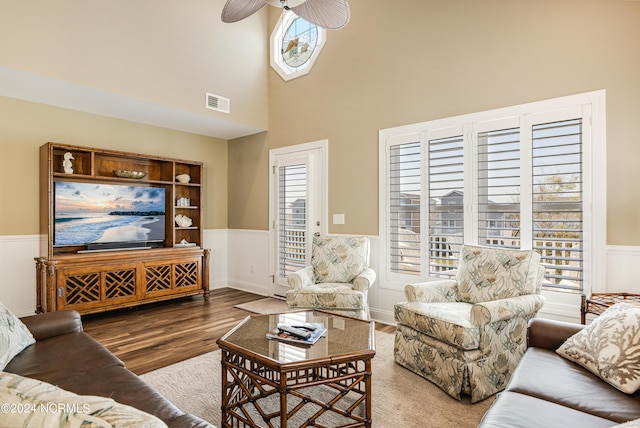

[269,140,328,297]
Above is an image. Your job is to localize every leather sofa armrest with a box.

[527,318,585,350]
[20,310,83,341]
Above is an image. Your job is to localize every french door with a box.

[269,141,327,298]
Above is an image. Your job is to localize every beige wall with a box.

[0,0,268,133]
[0,96,227,235]
[228,0,640,245]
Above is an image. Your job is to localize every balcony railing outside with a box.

[395,232,582,292]
[279,228,307,278]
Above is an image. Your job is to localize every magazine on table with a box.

[266,322,327,346]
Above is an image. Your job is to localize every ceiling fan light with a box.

[264,0,308,7]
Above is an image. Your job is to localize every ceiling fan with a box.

[221,0,350,30]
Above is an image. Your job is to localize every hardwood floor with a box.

[81,288,395,375]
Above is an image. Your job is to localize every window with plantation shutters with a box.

[379,91,605,297]
[389,141,421,275]
[532,119,583,292]
[477,127,521,249]
[428,135,464,278]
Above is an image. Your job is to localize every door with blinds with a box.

[270,142,326,298]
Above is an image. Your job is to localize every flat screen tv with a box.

[54,181,166,251]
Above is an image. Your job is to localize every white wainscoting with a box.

[225,229,271,297]
[203,229,229,290]
[3,233,640,323]
[0,235,40,317]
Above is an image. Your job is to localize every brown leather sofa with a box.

[5,310,214,428]
[479,318,640,427]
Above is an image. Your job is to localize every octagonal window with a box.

[271,11,326,81]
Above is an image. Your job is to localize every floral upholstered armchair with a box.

[286,236,376,319]
[394,244,546,403]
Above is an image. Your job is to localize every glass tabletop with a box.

[218,310,375,365]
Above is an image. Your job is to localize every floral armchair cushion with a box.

[455,244,543,303]
[312,236,370,284]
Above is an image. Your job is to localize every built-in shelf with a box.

[36,142,210,315]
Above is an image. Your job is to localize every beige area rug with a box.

[233,297,292,314]
[140,330,494,427]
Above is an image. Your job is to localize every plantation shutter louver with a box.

[428,135,464,278]
[477,127,522,248]
[532,118,584,292]
[278,164,308,279]
[389,142,421,275]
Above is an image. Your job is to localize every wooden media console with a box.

[36,142,210,314]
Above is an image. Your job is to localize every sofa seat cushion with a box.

[478,390,617,428]
[5,331,123,384]
[0,370,167,427]
[286,283,367,309]
[506,348,640,423]
[394,301,479,350]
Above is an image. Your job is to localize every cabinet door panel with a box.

[59,263,138,312]
[174,259,201,291]
[144,263,174,297]
[143,257,202,298]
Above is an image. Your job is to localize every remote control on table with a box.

[277,324,312,339]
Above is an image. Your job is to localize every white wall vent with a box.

[205,92,230,114]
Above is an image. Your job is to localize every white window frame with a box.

[378,90,606,296]
[270,10,326,81]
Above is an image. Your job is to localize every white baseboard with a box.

[370,308,395,326]
[224,280,270,297]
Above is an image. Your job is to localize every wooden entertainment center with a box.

[36,142,210,314]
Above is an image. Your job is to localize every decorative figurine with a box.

[175,174,191,183]
[63,152,74,174]
[175,214,193,227]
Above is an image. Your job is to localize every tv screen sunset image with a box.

[54,182,166,246]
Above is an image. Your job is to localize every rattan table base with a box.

[220,350,372,428]
[217,311,375,428]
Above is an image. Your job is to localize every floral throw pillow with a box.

[0,301,35,370]
[557,302,640,394]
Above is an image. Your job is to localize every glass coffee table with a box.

[216,310,375,427]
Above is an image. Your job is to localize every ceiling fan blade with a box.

[221,0,267,23]
[290,0,350,30]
